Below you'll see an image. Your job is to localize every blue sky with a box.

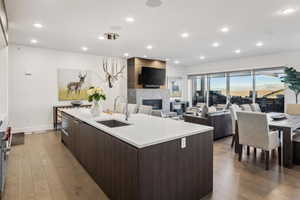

[210,75,284,91]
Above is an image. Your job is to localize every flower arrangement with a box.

[87,87,106,103]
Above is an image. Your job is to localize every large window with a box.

[209,73,227,106]
[255,69,285,112]
[229,71,253,104]
[188,67,285,112]
[190,76,206,106]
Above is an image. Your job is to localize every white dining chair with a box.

[229,104,242,148]
[250,103,262,112]
[236,111,281,170]
[138,105,153,115]
[208,106,217,113]
[240,104,252,111]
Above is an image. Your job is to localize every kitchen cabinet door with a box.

[96,130,113,198]
[84,125,98,179]
[110,137,138,200]
[69,118,80,155]
[61,114,74,152]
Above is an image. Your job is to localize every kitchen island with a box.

[61,108,214,200]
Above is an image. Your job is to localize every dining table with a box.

[235,112,300,168]
[268,112,300,168]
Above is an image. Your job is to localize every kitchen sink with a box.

[96,119,130,128]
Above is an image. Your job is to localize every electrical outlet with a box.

[181,137,186,149]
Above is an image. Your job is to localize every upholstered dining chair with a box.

[240,104,252,111]
[138,105,153,115]
[250,103,262,112]
[236,111,281,170]
[196,103,206,109]
[286,104,300,115]
[208,106,217,113]
[229,104,242,148]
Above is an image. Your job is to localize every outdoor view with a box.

[209,73,227,105]
[190,68,285,112]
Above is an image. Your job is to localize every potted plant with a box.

[87,87,106,117]
[281,67,300,104]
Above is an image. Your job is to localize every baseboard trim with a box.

[12,124,54,134]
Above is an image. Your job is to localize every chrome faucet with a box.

[113,96,129,121]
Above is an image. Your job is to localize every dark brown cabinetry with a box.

[61,112,213,200]
[61,114,76,153]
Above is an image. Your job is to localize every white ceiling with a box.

[6,0,300,66]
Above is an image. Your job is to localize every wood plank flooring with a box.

[3,131,300,200]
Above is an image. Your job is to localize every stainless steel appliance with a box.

[0,114,11,199]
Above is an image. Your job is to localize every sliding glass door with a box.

[255,68,285,112]
[190,76,206,106]
[229,71,253,105]
[208,73,227,106]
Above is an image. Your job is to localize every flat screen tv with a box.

[141,67,166,87]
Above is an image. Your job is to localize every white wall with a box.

[0,47,8,115]
[180,51,300,104]
[9,45,127,133]
[166,64,188,101]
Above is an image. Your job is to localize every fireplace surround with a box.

[142,99,163,110]
[128,89,170,112]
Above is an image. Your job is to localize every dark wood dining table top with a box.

[268,112,300,131]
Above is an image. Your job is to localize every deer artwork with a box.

[67,72,87,95]
[102,57,126,88]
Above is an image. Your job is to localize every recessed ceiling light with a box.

[278,8,297,16]
[212,42,220,47]
[30,39,38,44]
[123,53,129,57]
[200,56,206,60]
[256,42,264,47]
[143,55,147,58]
[146,45,153,50]
[181,32,189,38]
[234,49,241,54]
[81,46,88,51]
[98,36,105,40]
[220,27,229,33]
[33,23,43,28]
[174,60,180,64]
[125,17,135,23]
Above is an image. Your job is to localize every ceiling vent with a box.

[146,0,162,8]
[104,32,120,40]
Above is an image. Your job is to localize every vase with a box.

[91,101,101,117]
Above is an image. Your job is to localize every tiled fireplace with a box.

[142,99,163,110]
[128,89,170,112]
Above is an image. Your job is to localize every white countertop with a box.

[62,108,214,148]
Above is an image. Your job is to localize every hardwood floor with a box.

[3,131,300,200]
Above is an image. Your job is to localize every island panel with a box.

[61,111,213,200]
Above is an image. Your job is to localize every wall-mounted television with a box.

[141,67,166,88]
